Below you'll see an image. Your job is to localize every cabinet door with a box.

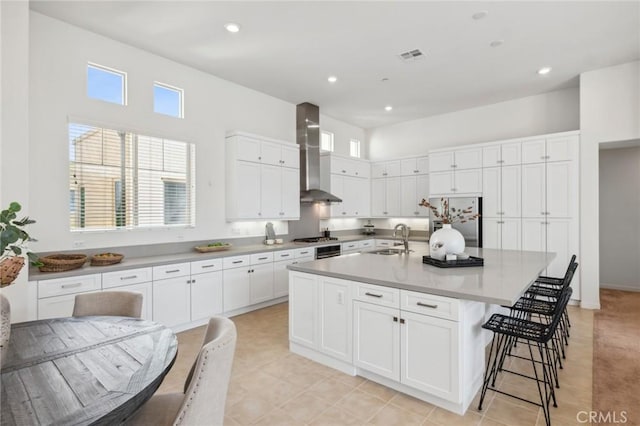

[331,174,347,217]
[401,158,417,176]
[501,219,522,250]
[191,271,223,322]
[546,161,573,218]
[415,156,430,174]
[386,177,402,216]
[261,163,282,218]
[153,277,191,327]
[280,144,300,168]
[235,161,262,218]
[38,293,88,320]
[521,163,546,218]
[482,146,501,168]
[353,160,370,178]
[415,175,430,217]
[401,311,459,402]
[454,169,482,193]
[235,136,262,163]
[401,176,418,217]
[371,178,387,216]
[521,139,546,164]
[501,165,522,218]
[371,162,387,178]
[546,219,573,279]
[546,135,577,162]
[501,142,521,166]
[429,171,454,195]
[522,219,547,252]
[353,301,400,380]
[281,166,300,219]
[109,282,153,320]
[385,161,402,177]
[482,168,501,217]
[482,219,501,249]
[319,277,352,362]
[289,272,318,349]
[352,177,370,217]
[454,148,482,170]
[223,267,251,312]
[250,263,274,304]
[260,141,282,166]
[429,151,455,172]
[273,259,294,298]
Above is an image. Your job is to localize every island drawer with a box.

[153,263,190,280]
[353,283,400,307]
[400,290,460,321]
[191,259,223,274]
[38,274,101,299]
[103,267,152,289]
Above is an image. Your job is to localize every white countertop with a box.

[288,248,556,306]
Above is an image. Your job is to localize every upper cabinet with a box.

[320,153,371,218]
[226,132,300,221]
[522,135,578,164]
[482,142,521,167]
[429,147,482,172]
[371,160,402,178]
[330,155,370,178]
[429,147,482,196]
[400,156,429,176]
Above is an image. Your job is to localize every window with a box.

[321,131,334,152]
[350,139,361,158]
[154,82,184,118]
[87,63,127,105]
[69,123,195,230]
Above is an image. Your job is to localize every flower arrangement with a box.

[419,198,480,224]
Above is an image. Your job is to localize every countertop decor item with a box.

[419,198,480,224]
[194,243,232,253]
[420,198,479,260]
[38,254,87,272]
[1,201,41,286]
[90,252,124,266]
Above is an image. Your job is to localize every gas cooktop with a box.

[293,237,339,243]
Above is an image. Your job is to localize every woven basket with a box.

[1,257,25,287]
[38,254,87,272]
[90,253,124,266]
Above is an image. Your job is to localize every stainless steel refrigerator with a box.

[428,197,483,247]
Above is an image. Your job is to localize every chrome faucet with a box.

[393,223,410,254]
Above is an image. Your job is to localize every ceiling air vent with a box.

[398,49,425,62]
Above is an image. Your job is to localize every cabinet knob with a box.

[393,316,398,322]
[383,172,388,176]
[355,172,359,175]
[258,212,262,216]
[342,170,346,173]
[258,156,262,160]
[192,279,196,283]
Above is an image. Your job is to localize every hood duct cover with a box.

[297,102,342,203]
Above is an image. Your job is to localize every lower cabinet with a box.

[353,301,399,379]
[190,271,223,322]
[251,263,274,304]
[319,277,352,363]
[109,282,153,320]
[223,267,251,312]
[289,272,318,348]
[153,276,191,327]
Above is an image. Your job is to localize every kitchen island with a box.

[287,248,555,415]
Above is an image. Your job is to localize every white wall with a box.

[581,61,640,307]
[599,146,640,291]
[367,87,579,159]
[320,113,366,158]
[28,12,297,253]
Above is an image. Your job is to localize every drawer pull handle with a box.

[300,251,309,255]
[417,302,438,309]
[393,316,398,322]
[61,283,82,289]
[232,260,243,264]
[258,257,268,260]
[120,275,138,280]
[165,269,180,274]
[365,292,383,298]
[201,264,215,269]
[280,254,290,257]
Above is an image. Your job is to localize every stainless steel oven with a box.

[315,244,341,259]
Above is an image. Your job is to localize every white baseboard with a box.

[600,283,640,292]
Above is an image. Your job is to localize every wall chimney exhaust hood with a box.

[297,102,342,203]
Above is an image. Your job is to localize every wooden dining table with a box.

[0,316,178,426]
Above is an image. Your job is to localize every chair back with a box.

[561,255,577,281]
[560,262,579,291]
[72,291,143,318]
[174,317,237,426]
[543,286,573,342]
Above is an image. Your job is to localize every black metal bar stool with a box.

[478,286,573,426]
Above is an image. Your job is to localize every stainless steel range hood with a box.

[297,102,342,203]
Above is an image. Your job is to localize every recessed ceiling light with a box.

[385,105,393,112]
[537,67,552,75]
[472,10,489,20]
[490,40,504,48]
[328,76,337,83]
[224,23,241,33]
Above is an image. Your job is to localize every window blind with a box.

[69,123,195,230]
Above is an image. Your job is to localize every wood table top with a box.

[1,316,178,426]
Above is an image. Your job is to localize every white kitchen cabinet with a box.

[223,253,275,311]
[371,177,402,217]
[289,272,318,349]
[229,161,262,219]
[324,154,370,178]
[274,251,315,298]
[522,135,577,164]
[319,277,352,363]
[521,138,547,164]
[483,166,521,219]
[482,142,521,167]
[281,167,300,218]
[401,156,429,176]
[37,294,79,320]
[327,175,370,218]
[250,262,274,304]
[371,160,401,178]
[400,175,429,217]
[223,267,251,312]
[153,276,191,327]
[521,163,547,218]
[341,241,360,254]
[229,133,299,168]
[353,301,400,380]
[483,218,522,250]
[108,281,153,321]
[522,161,574,219]
[429,151,455,172]
[190,271,223,322]
[430,168,482,196]
[429,148,482,172]
[260,164,300,219]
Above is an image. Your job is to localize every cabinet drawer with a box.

[353,283,400,308]
[294,248,314,259]
[223,255,251,269]
[342,242,359,251]
[153,262,190,280]
[358,240,374,249]
[251,252,274,265]
[400,290,459,321]
[103,267,152,289]
[38,274,101,299]
[191,258,223,274]
[375,239,396,248]
[274,249,295,260]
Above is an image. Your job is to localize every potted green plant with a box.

[1,201,41,287]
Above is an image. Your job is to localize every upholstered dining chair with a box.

[125,316,237,426]
[72,291,143,318]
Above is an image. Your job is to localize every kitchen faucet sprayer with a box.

[393,223,410,254]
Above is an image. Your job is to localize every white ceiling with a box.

[30,1,640,129]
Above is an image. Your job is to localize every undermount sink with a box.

[368,248,404,255]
